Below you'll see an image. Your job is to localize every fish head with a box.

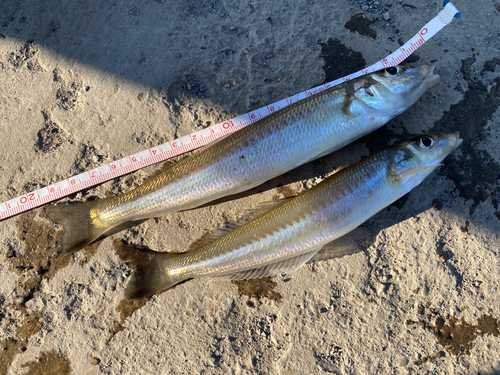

[388,132,462,190]
[354,64,439,117]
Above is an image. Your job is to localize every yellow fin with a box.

[115,242,187,299]
[45,199,112,254]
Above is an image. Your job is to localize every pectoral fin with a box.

[391,164,441,185]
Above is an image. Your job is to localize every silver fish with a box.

[46,65,439,254]
[118,132,462,299]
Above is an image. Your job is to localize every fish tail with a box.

[44,199,113,254]
[116,243,186,300]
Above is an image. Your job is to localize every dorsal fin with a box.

[187,198,292,252]
[210,247,321,282]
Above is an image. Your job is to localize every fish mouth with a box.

[422,65,440,88]
[453,133,463,150]
[440,131,463,151]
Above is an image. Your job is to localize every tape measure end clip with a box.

[442,1,461,19]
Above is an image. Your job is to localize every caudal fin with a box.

[45,200,112,254]
[115,243,187,300]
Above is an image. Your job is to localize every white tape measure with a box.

[0,2,460,221]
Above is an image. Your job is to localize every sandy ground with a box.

[0,0,499,374]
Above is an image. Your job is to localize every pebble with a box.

[383,12,390,20]
[397,356,409,367]
[91,357,101,366]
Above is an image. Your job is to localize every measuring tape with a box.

[0,2,460,221]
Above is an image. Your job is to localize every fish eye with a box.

[419,136,434,148]
[383,67,400,76]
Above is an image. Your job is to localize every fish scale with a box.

[170,152,385,278]
[117,132,462,299]
[46,64,439,254]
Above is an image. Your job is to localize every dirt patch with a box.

[483,57,500,72]
[106,297,150,344]
[71,143,108,175]
[428,55,500,217]
[0,339,26,375]
[344,13,377,39]
[11,209,99,299]
[407,309,500,357]
[319,39,366,83]
[53,68,83,110]
[21,349,71,375]
[0,309,43,373]
[11,210,66,301]
[36,110,69,153]
[433,315,499,356]
[0,209,99,371]
[9,40,43,71]
[232,277,282,307]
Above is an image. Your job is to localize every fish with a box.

[117,132,462,299]
[45,64,440,254]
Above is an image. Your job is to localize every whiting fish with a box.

[46,65,439,254]
[118,132,462,299]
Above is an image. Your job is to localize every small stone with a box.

[397,356,409,367]
[383,12,390,20]
[91,357,101,366]
[92,155,100,163]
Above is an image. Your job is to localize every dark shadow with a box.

[1,2,225,91]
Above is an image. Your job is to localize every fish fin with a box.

[115,243,186,300]
[392,164,441,184]
[45,199,113,254]
[188,198,292,252]
[211,248,321,282]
